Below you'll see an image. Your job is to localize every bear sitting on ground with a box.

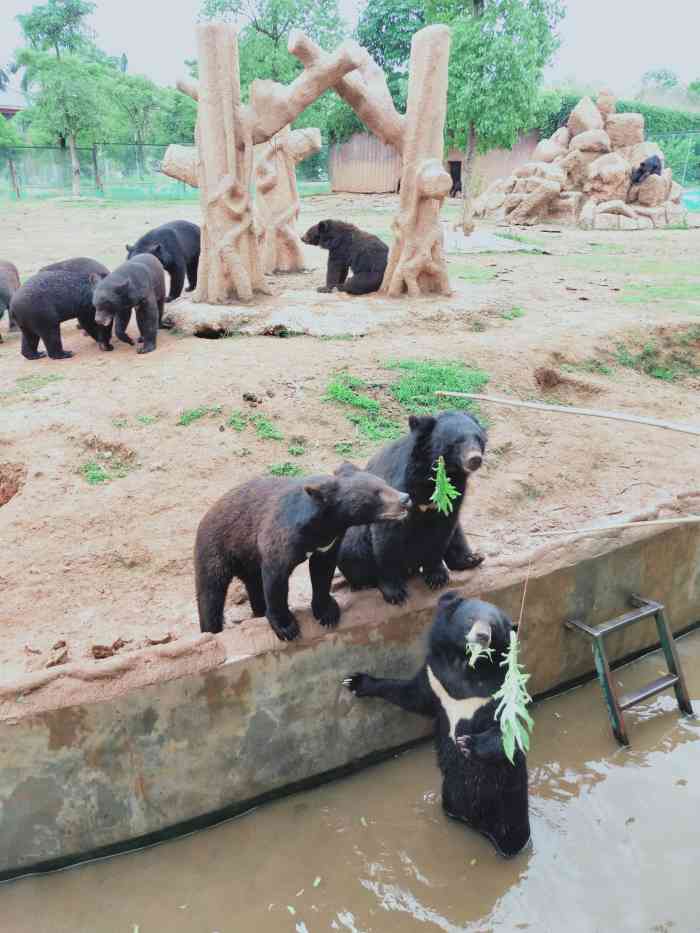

[40,257,131,347]
[126,220,200,302]
[630,155,662,186]
[301,220,389,295]
[10,267,111,360]
[194,462,411,642]
[0,260,20,340]
[93,254,168,355]
[344,593,530,858]
[337,411,486,606]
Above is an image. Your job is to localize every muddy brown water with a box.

[2,633,699,933]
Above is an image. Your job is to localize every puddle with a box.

[2,633,699,932]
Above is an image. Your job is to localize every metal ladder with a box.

[566,596,693,745]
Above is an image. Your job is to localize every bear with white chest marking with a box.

[344,592,530,858]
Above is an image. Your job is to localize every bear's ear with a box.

[304,479,337,504]
[334,461,359,478]
[87,272,103,290]
[409,415,436,434]
[437,591,462,619]
[152,243,163,258]
[318,221,328,234]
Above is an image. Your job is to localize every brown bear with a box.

[0,260,20,340]
[93,254,168,354]
[301,220,389,295]
[194,462,411,642]
[126,220,200,302]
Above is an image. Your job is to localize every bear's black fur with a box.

[40,257,131,347]
[337,411,486,605]
[126,220,200,302]
[301,220,389,295]
[194,462,411,642]
[631,155,662,185]
[0,260,20,339]
[449,161,463,198]
[344,593,530,858]
[10,267,111,360]
[93,254,168,355]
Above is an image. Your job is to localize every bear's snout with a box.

[460,446,483,474]
[380,490,412,520]
[467,620,491,647]
[94,309,112,327]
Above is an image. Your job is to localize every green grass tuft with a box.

[324,373,380,414]
[269,461,303,477]
[252,415,283,441]
[227,411,249,431]
[137,414,159,426]
[347,413,403,441]
[80,461,111,485]
[501,307,526,321]
[177,405,222,426]
[386,359,489,415]
[288,441,306,456]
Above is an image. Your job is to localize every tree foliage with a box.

[536,93,700,140]
[17,0,96,59]
[641,68,680,92]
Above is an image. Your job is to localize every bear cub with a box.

[301,220,389,295]
[338,411,486,606]
[0,260,20,339]
[127,220,200,302]
[344,593,530,858]
[93,254,168,355]
[10,266,110,360]
[194,462,411,642]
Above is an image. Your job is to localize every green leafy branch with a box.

[493,632,534,765]
[430,456,460,515]
[466,642,494,668]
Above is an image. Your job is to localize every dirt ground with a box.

[1,194,699,685]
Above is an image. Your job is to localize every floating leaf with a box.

[313,876,321,888]
[430,456,460,515]
[493,632,533,765]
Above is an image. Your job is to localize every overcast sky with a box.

[2,0,699,95]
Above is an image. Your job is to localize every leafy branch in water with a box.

[430,456,460,515]
[465,642,494,668]
[493,632,534,765]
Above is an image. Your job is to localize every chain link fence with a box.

[0,142,331,201]
[649,132,700,196]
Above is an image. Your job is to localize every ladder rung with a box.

[619,673,679,711]
[567,599,663,639]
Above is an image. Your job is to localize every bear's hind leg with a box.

[338,273,382,296]
[136,301,158,354]
[186,256,198,292]
[423,559,450,590]
[318,259,349,293]
[20,328,46,360]
[241,569,266,618]
[165,260,185,302]
[195,552,234,634]
[444,524,484,571]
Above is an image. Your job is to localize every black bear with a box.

[194,462,411,642]
[0,259,20,339]
[337,411,486,605]
[630,155,662,185]
[93,254,168,355]
[301,220,389,295]
[126,220,200,302]
[10,267,111,360]
[449,161,463,198]
[39,257,132,347]
[344,593,530,858]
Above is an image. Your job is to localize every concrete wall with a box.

[2,523,699,879]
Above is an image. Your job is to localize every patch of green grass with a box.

[587,242,626,254]
[269,461,303,477]
[613,339,700,382]
[288,439,306,456]
[80,461,110,485]
[136,414,158,426]
[227,411,249,432]
[177,405,222,426]
[386,359,489,415]
[470,319,486,333]
[318,333,362,342]
[324,373,380,414]
[348,413,403,441]
[501,307,526,321]
[453,265,496,284]
[112,418,129,428]
[252,415,283,441]
[14,373,64,393]
[564,358,613,376]
[333,441,362,457]
[620,282,700,305]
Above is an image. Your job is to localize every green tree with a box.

[429,0,564,232]
[16,0,96,59]
[688,80,700,104]
[641,68,679,91]
[15,49,109,194]
[111,74,161,176]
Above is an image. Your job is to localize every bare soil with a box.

[1,195,699,686]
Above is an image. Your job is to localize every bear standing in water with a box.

[338,411,486,605]
[126,220,200,302]
[344,593,531,858]
[93,254,168,355]
[0,260,20,339]
[194,462,411,642]
[301,220,389,295]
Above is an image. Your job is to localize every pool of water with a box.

[2,633,699,933]
[682,189,700,212]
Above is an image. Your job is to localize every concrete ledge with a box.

[2,517,700,879]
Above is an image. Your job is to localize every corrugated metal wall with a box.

[330,131,540,194]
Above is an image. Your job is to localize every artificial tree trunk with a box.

[460,123,478,235]
[67,134,80,196]
[381,25,452,297]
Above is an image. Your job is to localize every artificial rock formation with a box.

[254,126,322,274]
[163,22,452,303]
[474,90,687,230]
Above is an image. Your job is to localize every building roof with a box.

[0,87,28,116]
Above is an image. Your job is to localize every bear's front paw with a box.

[51,351,74,360]
[457,551,485,571]
[99,342,114,352]
[270,614,300,642]
[317,286,336,293]
[456,734,473,759]
[342,672,372,697]
[379,580,408,605]
[423,564,450,590]
[313,596,341,628]
[117,333,135,346]
[159,319,174,330]
[137,344,156,355]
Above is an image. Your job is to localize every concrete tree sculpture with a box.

[254,126,322,274]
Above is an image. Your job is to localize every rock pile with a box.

[474,91,687,230]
